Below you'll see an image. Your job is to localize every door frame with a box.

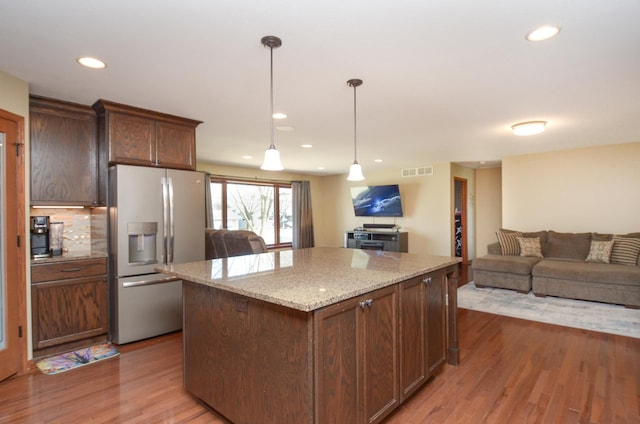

[0,109,27,381]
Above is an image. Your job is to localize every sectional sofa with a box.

[472,230,640,308]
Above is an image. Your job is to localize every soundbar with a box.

[363,223,397,229]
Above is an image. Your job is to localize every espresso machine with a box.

[30,216,50,258]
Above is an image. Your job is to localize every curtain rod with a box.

[206,173,297,184]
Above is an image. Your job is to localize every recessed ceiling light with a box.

[77,56,107,69]
[276,126,295,132]
[374,159,383,163]
[317,166,325,170]
[273,112,287,119]
[242,155,253,159]
[301,144,312,148]
[526,26,561,41]
[511,121,547,136]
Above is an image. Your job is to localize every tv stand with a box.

[345,230,408,252]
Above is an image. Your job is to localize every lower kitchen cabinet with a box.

[399,269,447,401]
[314,284,399,424]
[31,258,108,357]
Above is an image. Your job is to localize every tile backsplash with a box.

[29,207,107,256]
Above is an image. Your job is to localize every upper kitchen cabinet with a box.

[30,96,102,206]
[92,100,201,171]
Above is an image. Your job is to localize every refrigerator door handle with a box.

[122,276,181,288]
[168,176,175,263]
[162,176,170,265]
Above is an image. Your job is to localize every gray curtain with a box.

[292,180,315,249]
[204,173,214,228]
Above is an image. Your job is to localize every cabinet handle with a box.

[423,277,432,284]
[61,267,84,272]
[359,299,373,308]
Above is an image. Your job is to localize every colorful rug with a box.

[36,343,120,375]
[458,282,640,339]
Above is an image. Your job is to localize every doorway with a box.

[454,177,468,264]
[0,109,27,381]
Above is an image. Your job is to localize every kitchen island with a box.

[160,247,461,424]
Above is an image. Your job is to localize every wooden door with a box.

[31,276,108,351]
[361,284,399,424]
[426,270,447,373]
[399,275,427,401]
[155,121,196,170]
[315,284,399,424]
[107,111,155,166]
[0,110,27,381]
[29,96,99,206]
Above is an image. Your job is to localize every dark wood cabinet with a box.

[93,99,201,170]
[31,258,108,357]
[399,270,447,401]
[29,96,101,206]
[315,284,399,424]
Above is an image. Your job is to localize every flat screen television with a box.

[351,184,404,217]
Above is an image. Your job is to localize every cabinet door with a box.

[425,270,447,374]
[32,276,108,350]
[315,285,399,424]
[30,97,99,205]
[399,275,427,401]
[156,121,196,170]
[107,111,155,166]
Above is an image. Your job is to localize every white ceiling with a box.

[1,1,639,176]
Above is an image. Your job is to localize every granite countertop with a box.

[31,251,108,264]
[158,247,461,312]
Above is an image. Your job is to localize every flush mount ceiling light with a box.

[260,35,284,171]
[511,121,547,136]
[346,78,365,181]
[526,25,561,41]
[77,56,106,69]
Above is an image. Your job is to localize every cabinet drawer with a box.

[31,258,107,283]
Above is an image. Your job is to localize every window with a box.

[209,178,292,248]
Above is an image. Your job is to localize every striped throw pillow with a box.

[496,231,522,256]
[610,236,640,266]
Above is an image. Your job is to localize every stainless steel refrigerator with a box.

[108,164,205,344]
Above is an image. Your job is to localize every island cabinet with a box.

[398,269,447,401]
[92,99,201,171]
[314,284,399,424]
[31,258,108,358]
[29,95,102,206]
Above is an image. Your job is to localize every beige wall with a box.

[475,167,502,256]
[322,164,455,256]
[502,142,640,233]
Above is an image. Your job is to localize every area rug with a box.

[36,343,120,375]
[458,282,640,339]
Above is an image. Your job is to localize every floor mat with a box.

[458,282,640,339]
[36,343,120,375]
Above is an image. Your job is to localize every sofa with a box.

[472,230,640,308]
[205,229,268,259]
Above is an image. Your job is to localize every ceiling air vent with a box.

[401,165,433,177]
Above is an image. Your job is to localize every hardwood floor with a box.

[1,303,638,423]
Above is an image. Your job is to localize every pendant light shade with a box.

[346,78,365,181]
[260,35,284,171]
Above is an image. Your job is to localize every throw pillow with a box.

[496,231,522,256]
[610,236,640,266]
[585,240,614,263]
[517,237,544,258]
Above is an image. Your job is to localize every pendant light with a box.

[346,78,365,181]
[260,35,284,171]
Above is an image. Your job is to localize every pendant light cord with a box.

[269,46,275,149]
[353,83,358,163]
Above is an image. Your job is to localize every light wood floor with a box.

[1,303,639,423]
